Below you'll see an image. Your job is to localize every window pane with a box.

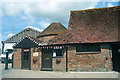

[54,49,63,56]
[76,44,100,52]
[26,54,29,60]
[23,52,29,60]
[23,54,26,60]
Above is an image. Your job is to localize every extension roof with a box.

[37,22,67,38]
[49,6,120,45]
[13,35,45,48]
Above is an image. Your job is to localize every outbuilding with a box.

[13,6,120,72]
[13,22,67,71]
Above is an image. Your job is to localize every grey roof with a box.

[5,28,41,42]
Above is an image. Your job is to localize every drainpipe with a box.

[65,45,68,72]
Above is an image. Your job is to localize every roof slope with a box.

[13,35,44,48]
[49,6,120,44]
[5,27,41,42]
[37,22,67,38]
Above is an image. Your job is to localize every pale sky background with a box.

[0,0,120,43]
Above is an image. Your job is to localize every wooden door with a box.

[41,49,52,71]
[21,49,31,69]
[112,44,120,72]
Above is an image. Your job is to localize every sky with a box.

[0,0,120,43]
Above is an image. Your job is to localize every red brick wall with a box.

[68,44,112,72]
[14,48,42,71]
[31,48,41,71]
[13,44,112,72]
[13,49,21,69]
[52,48,66,71]
[30,48,67,71]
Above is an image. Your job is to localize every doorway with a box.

[112,44,120,72]
[21,48,31,69]
[41,49,52,71]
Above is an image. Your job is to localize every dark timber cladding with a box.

[13,36,42,48]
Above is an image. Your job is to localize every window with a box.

[76,44,101,52]
[53,49,63,57]
[23,52,29,60]
[23,49,30,60]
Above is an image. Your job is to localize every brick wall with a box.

[13,44,112,72]
[68,44,112,72]
[52,48,66,71]
[13,49,21,69]
[31,48,41,71]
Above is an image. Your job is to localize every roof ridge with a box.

[13,35,43,48]
[36,22,67,38]
[26,26,41,32]
[71,6,120,12]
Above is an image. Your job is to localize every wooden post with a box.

[12,54,14,68]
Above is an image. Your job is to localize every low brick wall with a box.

[13,49,21,69]
[68,44,112,72]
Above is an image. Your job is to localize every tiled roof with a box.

[37,22,67,38]
[49,6,120,44]
[5,27,41,42]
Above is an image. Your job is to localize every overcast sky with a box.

[0,0,120,42]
